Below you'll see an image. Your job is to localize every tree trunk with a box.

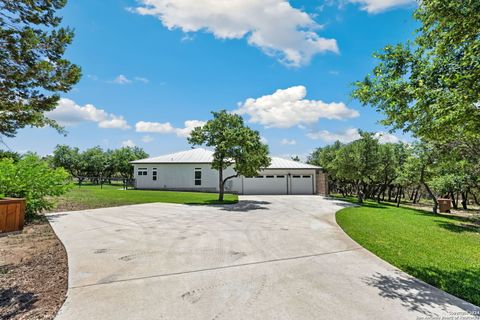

[218,168,224,202]
[413,187,419,204]
[471,192,480,206]
[396,186,403,207]
[450,191,458,209]
[423,182,438,214]
[357,182,364,203]
[461,192,468,210]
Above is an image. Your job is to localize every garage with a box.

[132,148,327,195]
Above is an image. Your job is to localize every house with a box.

[131,148,329,195]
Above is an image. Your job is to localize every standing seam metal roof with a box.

[131,148,321,169]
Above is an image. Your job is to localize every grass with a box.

[52,184,238,212]
[336,199,480,306]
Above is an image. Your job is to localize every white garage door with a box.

[291,175,313,195]
[243,175,288,195]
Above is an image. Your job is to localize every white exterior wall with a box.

[133,163,241,192]
[134,164,317,195]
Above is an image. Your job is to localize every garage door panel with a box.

[291,175,313,195]
[243,176,287,195]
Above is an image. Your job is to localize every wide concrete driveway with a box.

[48,196,479,320]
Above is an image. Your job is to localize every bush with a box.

[0,154,73,219]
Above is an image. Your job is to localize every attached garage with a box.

[131,148,327,196]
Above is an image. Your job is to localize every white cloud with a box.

[373,131,400,144]
[121,139,136,148]
[110,75,149,84]
[260,136,269,144]
[141,135,154,143]
[307,128,361,143]
[134,76,149,84]
[135,120,206,138]
[281,138,297,145]
[348,0,415,13]
[112,74,132,85]
[175,120,207,138]
[47,98,131,130]
[235,86,359,128]
[307,128,403,144]
[132,0,338,67]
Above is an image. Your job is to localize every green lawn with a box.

[336,200,480,306]
[52,184,238,211]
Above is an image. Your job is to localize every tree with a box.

[291,156,300,162]
[110,147,149,186]
[0,0,81,138]
[0,154,72,218]
[52,145,88,184]
[189,110,271,201]
[352,1,480,146]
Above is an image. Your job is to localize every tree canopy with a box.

[51,145,148,185]
[352,1,480,146]
[0,0,81,137]
[188,110,270,201]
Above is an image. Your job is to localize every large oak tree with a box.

[189,110,271,202]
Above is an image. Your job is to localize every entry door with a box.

[290,175,313,195]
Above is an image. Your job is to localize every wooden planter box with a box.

[0,198,26,233]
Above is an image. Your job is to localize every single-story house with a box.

[131,148,329,195]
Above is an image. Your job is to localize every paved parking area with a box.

[48,196,480,319]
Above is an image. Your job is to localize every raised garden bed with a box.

[0,198,26,234]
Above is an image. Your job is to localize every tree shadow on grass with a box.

[435,221,480,234]
[0,287,37,320]
[363,268,480,316]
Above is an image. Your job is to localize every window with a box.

[276,175,285,178]
[138,168,148,176]
[292,175,301,178]
[302,175,311,179]
[266,175,274,178]
[256,175,264,178]
[152,169,157,181]
[195,168,202,186]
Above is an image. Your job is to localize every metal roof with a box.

[131,148,320,169]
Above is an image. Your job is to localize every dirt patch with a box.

[0,219,68,320]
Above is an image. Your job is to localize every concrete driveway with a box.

[48,196,479,320]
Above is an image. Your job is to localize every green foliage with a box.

[336,200,480,306]
[52,145,149,182]
[189,110,270,201]
[0,154,72,218]
[0,0,82,137]
[352,0,480,146]
[110,147,149,180]
[308,132,408,203]
[0,150,21,162]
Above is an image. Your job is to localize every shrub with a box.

[0,154,73,219]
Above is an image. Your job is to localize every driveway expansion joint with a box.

[70,247,363,290]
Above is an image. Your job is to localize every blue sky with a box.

[6,0,418,159]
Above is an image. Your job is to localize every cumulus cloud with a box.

[121,139,136,148]
[281,138,297,145]
[307,128,402,144]
[235,86,359,128]
[135,120,206,138]
[348,0,415,13]
[307,128,360,143]
[132,0,338,66]
[47,98,131,130]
